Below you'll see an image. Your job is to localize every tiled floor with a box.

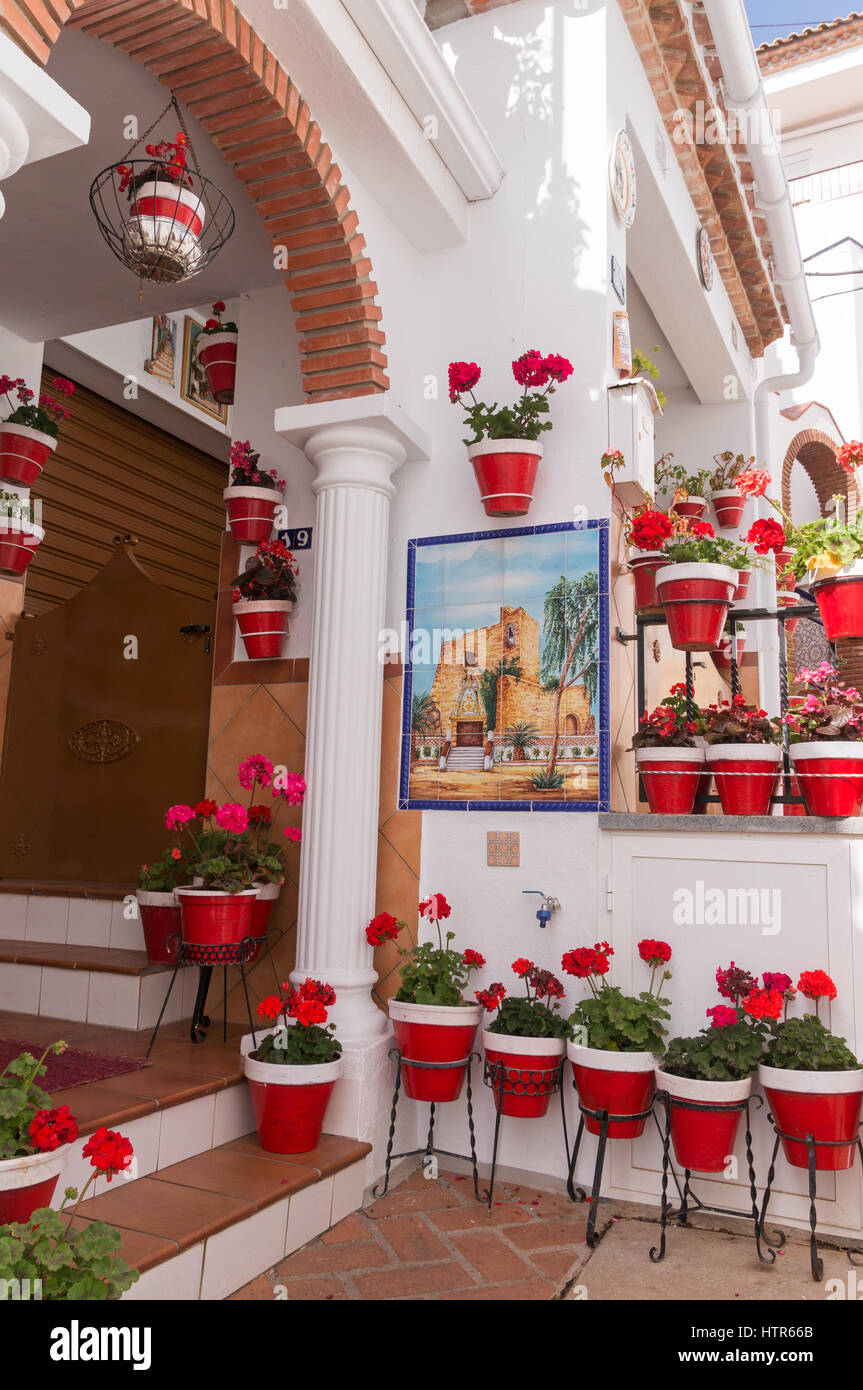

[229,1165,589,1301]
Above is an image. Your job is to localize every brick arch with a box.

[1,0,388,403]
[781,429,856,521]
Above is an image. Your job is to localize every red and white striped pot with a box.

[136,889,180,965]
[710,630,745,674]
[467,439,542,517]
[627,550,669,611]
[711,489,746,530]
[175,887,259,946]
[389,1000,482,1103]
[655,563,738,652]
[233,598,292,660]
[774,548,796,593]
[0,1144,73,1224]
[809,559,863,641]
[567,1042,656,1137]
[705,743,782,816]
[0,422,56,486]
[223,485,282,544]
[242,1030,343,1154]
[198,331,238,404]
[656,1069,751,1173]
[482,1031,565,1119]
[733,569,751,602]
[759,1062,863,1171]
[635,746,704,815]
[129,181,206,242]
[789,742,863,818]
[0,519,44,576]
[673,495,707,520]
[777,591,799,634]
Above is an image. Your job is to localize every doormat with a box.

[0,1040,151,1092]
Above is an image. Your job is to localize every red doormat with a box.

[0,1040,151,1092]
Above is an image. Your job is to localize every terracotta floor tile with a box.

[352,1261,477,1298]
[154,1147,316,1209]
[529,1249,582,1281]
[506,1217,588,1251]
[448,1230,535,1283]
[68,1217,178,1275]
[0,1014,95,1043]
[374,1215,451,1264]
[91,1064,227,1104]
[428,1201,534,1231]
[321,1214,374,1245]
[226,1273,275,1300]
[144,1041,245,1079]
[444,1278,557,1301]
[280,1242,390,1275]
[75,1177,254,1250]
[220,1131,369,1177]
[267,1274,349,1300]
[365,1186,464,1218]
[47,1084,157,1132]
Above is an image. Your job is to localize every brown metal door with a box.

[0,544,215,884]
[457,722,484,747]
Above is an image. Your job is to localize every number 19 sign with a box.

[277,527,313,550]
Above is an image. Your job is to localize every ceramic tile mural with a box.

[399,522,609,811]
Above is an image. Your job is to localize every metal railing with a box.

[789,159,863,206]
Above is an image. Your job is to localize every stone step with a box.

[0,887,143,952]
[0,939,193,1029]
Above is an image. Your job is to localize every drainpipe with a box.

[701,0,820,715]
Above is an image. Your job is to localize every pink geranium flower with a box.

[283,826,302,843]
[274,773,306,806]
[216,802,249,835]
[165,804,194,829]
[238,754,274,790]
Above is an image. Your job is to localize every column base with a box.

[326,1026,416,1184]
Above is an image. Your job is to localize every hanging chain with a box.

[119,94,177,163]
[119,92,218,223]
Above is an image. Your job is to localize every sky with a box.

[745,1,858,45]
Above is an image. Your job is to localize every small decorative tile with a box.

[487,831,520,867]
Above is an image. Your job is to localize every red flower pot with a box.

[655,563,738,652]
[136,890,180,964]
[635,746,705,815]
[198,331,238,404]
[774,549,796,593]
[673,496,707,520]
[656,1069,751,1173]
[175,887,259,946]
[0,521,44,576]
[567,1043,656,1137]
[810,562,863,640]
[129,181,205,239]
[482,1031,565,1119]
[777,591,800,635]
[759,1063,863,1170]
[710,630,745,674]
[0,422,56,486]
[223,485,281,544]
[467,439,542,517]
[233,599,292,660]
[706,743,782,816]
[627,550,669,611]
[245,882,281,963]
[0,1144,72,1223]
[242,1035,342,1153]
[389,1000,482,1102]
[711,490,745,530]
[789,742,863,818]
[733,569,751,602]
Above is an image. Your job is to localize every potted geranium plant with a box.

[116,132,206,275]
[197,300,239,404]
[477,959,570,1119]
[759,969,863,1171]
[223,439,285,544]
[0,1043,79,1223]
[136,843,193,963]
[242,978,342,1154]
[708,450,756,530]
[232,538,298,660]
[368,894,485,1103]
[0,489,44,575]
[165,800,261,946]
[631,686,705,815]
[236,754,305,942]
[655,455,712,520]
[0,374,74,486]
[448,350,573,517]
[654,517,747,651]
[624,505,674,611]
[700,694,782,816]
[563,939,672,1137]
[784,664,863,817]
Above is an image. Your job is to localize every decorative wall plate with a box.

[698,226,714,290]
[609,129,637,228]
[68,719,140,764]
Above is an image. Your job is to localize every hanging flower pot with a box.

[0,519,44,576]
[482,1032,565,1119]
[635,746,705,815]
[733,569,751,602]
[627,550,669,612]
[809,559,863,641]
[777,591,800,634]
[655,563,738,652]
[655,1069,751,1173]
[242,1031,343,1154]
[0,423,56,487]
[759,1062,863,1171]
[788,742,863,818]
[567,1043,656,1138]
[175,887,259,947]
[467,439,542,518]
[774,548,796,593]
[705,743,782,816]
[711,490,745,530]
[710,629,745,674]
[673,495,708,520]
[0,1144,74,1224]
[233,599,293,659]
[123,179,207,282]
[198,332,238,403]
[389,1000,482,1103]
[136,889,180,965]
[223,487,282,545]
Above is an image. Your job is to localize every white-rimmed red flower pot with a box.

[733,569,752,602]
[777,591,799,634]
[774,548,796,594]
[705,742,782,816]
[789,742,863,818]
[175,887,259,947]
[711,490,745,530]
[198,331,238,404]
[655,563,738,652]
[129,181,206,244]
[0,1143,72,1224]
[0,422,56,487]
[233,599,292,659]
[223,485,282,545]
[136,889,180,965]
[759,1062,863,1171]
[241,1030,343,1154]
[655,1069,752,1173]
[710,630,745,674]
[389,1000,483,1103]
[673,495,707,520]
[567,1042,656,1137]
[0,520,44,576]
[482,1031,565,1119]
[467,439,542,518]
[636,745,704,815]
[627,550,669,612]
[809,559,863,640]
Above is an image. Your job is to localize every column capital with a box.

[274,396,430,494]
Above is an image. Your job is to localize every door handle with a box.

[179,624,212,654]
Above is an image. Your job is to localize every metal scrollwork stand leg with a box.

[758,1115,863,1282]
[370,1050,481,1203]
[480,1057,567,1211]
[566,1099,655,1248]
[147,934,263,1057]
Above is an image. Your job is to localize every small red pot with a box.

[467,439,542,517]
[389,1000,482,1102]
[710,630,745,674]
[223,485,281,544]
[233,599,292,660]
[0,422,56,486]
[635,746,704,815]
[655,563,738,652]
[129,181,205,239]
[656,1069,751,1173]
[789,742,863,818]
[175,887,259,946]
[198,331,238,404]
[0,521,44,576]
[482,1031,565,1119]
[628,551,669,611]
[706,743,782,816]
[777,592,800,635]
[733,569,752,602]
[243,1035,342,1154]
[774,549,796,593]
[0,1144,72,1223]
[759,1063,863,1170]
[673,496,707,520]
[711,490,745,530]
[568,1043,655,1137]
[811,564,863,641]
[136,890,180,964]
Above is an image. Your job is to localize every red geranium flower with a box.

[82,1127,134,1182]
[638,939,672,966]
[476,983,506,1012]
[419,893,451,921]
[561,946,611,979]
[706,1005,739,1029]
[366,912,402,946]
[29,1105,78,1153]
[690,520,715,538]
[629,508,673,552]
[258,994,283,1022]
[248,804,272,826]
[543,353,573,383]
[736,468,770,499]
[463,949,485,968]
[512,349,549,389]
[797,970,837,1002]
[511,957,533,977]
[746,517,786,556]
[742,987,784,1021]
[837,441,863,476]
[447,361,481,401]
[193,798,217,819]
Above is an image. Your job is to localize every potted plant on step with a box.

[700,694,782,816]
[166,800,261,947]
[197,300,239,404]
[136,843,192,963]
[631,685,705,815]
[708,451,757,530]
[369,894,485,1103]
[0,374,74,486]
[784,664,863,817]
[448,350,573,517]
[0,1042,79,1223]
[654,517,747,652]
[242,978,343,1154]
[223,439,285,544]
[759,970,863,1171]
[563,939,672,1137]
[477,959,570,1119]
[236,754,306,943]
[0,490,44,575]
[232,538,298,660]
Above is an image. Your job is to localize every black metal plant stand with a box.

[565,1097,657,1247]
[758,1116,863,1282]
[650,1090,781,1265]
[146,935,264,1057]
[482,1056,569,1211]
[371,1049,482,1202]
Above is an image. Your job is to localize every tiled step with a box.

[0,939,195,1029]
[0,888,143,952]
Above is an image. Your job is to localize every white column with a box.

[0,33,89,222]
[275,398,429,1044]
